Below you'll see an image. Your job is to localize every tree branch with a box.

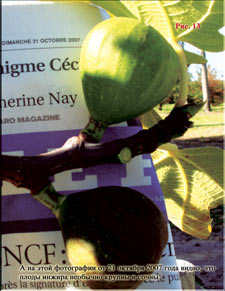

[0,106,194,193]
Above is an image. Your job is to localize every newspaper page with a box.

[1,1,182,290]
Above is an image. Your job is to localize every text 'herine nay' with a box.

[1,92,78,109]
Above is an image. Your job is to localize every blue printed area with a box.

[2,127,167,233]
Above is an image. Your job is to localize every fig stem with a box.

[31,183,65,215]
[80,117,109,142]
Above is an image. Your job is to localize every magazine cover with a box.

[1,1,224,290]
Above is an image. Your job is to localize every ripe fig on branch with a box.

[80,17,180,141]
[34,185,168,289]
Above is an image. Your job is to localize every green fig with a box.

[34,185,168,289]
[80,17,180,141]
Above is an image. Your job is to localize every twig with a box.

[0,106,194,193]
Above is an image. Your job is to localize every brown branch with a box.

[0,106,193,193]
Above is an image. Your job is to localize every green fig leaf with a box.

[152,144,225,239]
[184,50,207,65]
[121,0,224,52]
[177,0,224,52]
